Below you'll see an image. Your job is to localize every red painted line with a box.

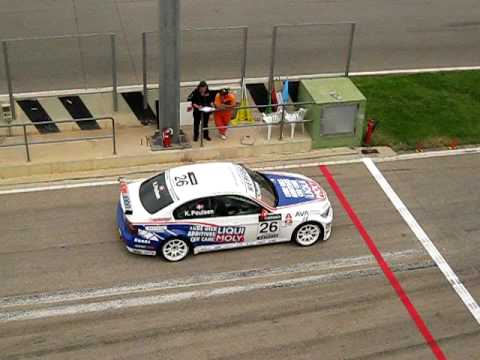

[319,165,446,360]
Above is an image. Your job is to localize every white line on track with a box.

[0,256,430,323]
[0,268,380,322]
[363,157,480,325]
[1,147,479,196]
[0,249,419,309]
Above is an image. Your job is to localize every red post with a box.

[364,118,376,146]
[448,138,459,150]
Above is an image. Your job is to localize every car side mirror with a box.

[259,208,269,220]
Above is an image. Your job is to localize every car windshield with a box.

[244,167,278,207]
[139,172,173,214]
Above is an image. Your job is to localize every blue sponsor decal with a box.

[266,173,324,206]
[136,223,246,248]
[117,203,248,253]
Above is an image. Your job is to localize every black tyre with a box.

[292,222,323,247]
[161,238,190,262]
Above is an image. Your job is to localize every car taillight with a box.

[126,219,138,235]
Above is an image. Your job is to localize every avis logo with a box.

[215,226,246,243]
[295,210,308,218]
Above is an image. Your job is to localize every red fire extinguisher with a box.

[162,128,173,148]
[364,119,377,146]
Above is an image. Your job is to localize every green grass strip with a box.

[352,70,480,150]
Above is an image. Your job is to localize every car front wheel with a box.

[161,238,190,262]
[293,222,323,247]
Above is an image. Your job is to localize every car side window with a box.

[173,197,216,220]
[215,196,261,217]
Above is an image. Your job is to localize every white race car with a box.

[116,162,333,262]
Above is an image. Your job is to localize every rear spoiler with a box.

[119,178,133,215]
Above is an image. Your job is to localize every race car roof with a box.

[166,162,257,202]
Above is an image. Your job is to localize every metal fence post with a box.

[279,103,285,141]
[142,32,148,110]
[2,41,16,120]
[22,124,30,162]
[345,23,356,77]
[240,27,248,100]
[111,118,117,155]
[268,26,278,98]
[110,34,118,112]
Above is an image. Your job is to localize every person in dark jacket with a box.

[188,81,213,142]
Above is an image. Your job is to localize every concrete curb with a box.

[0,145,378,187]
[0,138,314,180]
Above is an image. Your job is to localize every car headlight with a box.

[320,205,331,218]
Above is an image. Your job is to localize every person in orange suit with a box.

[214,88,236,140]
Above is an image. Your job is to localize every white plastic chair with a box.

[262,111,282,141]
[285,108,307,138]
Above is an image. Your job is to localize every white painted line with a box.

[3,65,480,100]
[0,180,119,195]
[381,147,480,161]
[1,146,479,195]
[257,147,480,171]
[0,249,420,309]
[0,79,242,100]
[363,157,480,324]
[350,66,480,77]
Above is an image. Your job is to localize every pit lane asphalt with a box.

[0,154,479,359]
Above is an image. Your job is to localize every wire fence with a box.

[142,26,248,109]
[1,33,118,120]
[144,26,248,84]
[0,23,356,124]
[268,22,355,95]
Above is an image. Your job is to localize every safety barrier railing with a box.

[0,117,116,162]
[200,101,318,147]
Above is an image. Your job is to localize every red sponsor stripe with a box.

[319,165,446,360]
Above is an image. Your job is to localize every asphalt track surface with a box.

[1,0,480,92]
[0,154,479,359]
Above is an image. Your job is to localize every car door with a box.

[172,195,260,251]
[209,195,261,246]
[172,197,218,245]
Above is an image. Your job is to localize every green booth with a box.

[298,77,366,148]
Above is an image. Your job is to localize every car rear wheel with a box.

[293,222,323,247]
[161,238,190,262]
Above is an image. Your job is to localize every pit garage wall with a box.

[0,86,243,136]
[0,92,143,136]
[298,78,366,148]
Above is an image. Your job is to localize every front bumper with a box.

[323,221,333,240]
[322,205,333,240]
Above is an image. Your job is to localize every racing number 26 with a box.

[259,221,279,233]
[175,172,198,187]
